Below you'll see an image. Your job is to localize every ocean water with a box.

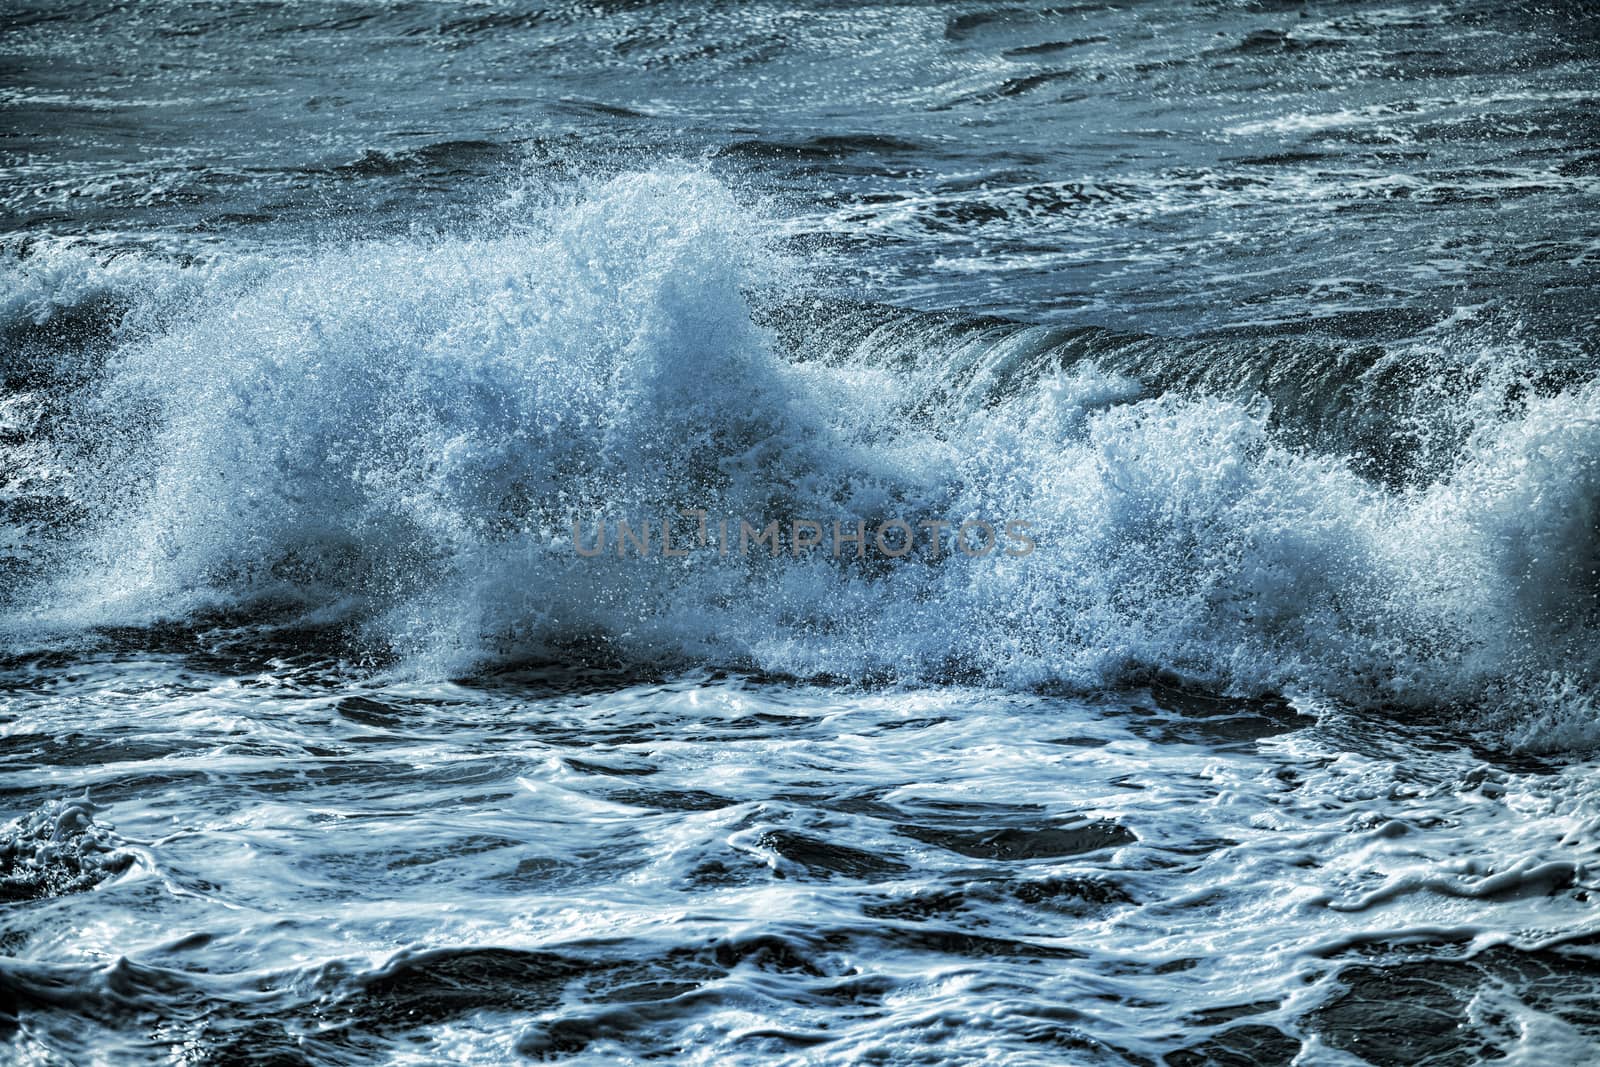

[3,1,1599,1063]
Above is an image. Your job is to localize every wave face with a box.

[4,169,1597,748]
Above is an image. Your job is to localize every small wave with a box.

[326,140,523,181]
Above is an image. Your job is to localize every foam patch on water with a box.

[2,169,1596,748]
[0,798,136,903]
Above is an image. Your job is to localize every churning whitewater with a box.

[3,1,1599,1064]
[5,171,1598,745]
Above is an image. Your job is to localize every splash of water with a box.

[3,168,1597,747]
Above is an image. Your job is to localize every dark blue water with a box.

[3,2,1599,1063]
[6,1,1597,335]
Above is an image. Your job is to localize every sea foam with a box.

[3,169,1597,747]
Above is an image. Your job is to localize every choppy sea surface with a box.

[3,2,1599,1063]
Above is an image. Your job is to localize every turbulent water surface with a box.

[3,1,1600,1063]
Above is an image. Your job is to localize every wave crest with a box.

[3,169,1597,749]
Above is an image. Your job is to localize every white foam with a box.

[4,169,1597,749]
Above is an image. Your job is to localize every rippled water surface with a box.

[3,1,1599,1064]
[8,647,1600,1064]
[6,0,1597,336]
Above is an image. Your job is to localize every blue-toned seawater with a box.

[2,2,1599,1063]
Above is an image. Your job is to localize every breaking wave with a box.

[2,168,1597,748]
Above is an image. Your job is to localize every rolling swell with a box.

[2,169,1597,748]
[764,297,1598,485]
